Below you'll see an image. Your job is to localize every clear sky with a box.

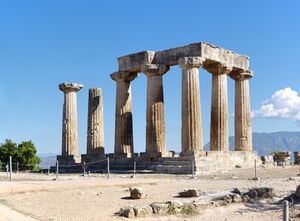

[1,0,300,155]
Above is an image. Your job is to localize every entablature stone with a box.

[117,42,249,72]
[178,56,205,69]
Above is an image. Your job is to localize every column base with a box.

[140,152,171,161]
[81,154,106,163]
[180,150,206,157]
[57,155,81,165]
[113,152,138,159]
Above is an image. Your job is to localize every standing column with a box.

[111,71,137,158]
[59,83,83,163]
[231,70,253,151]
[141,64,169,159]
[179,57,205,156]
[206,63,232,151]
[86,88,105,157]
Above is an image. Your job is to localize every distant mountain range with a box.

[38,153,57,169]
[38,132,300,168]
[204,131,300,156]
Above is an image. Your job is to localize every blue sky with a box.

[0,0,300,154]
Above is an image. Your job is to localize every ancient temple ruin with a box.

[56,42,258,174]
[111,42,253,158]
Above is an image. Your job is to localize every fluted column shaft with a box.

[142,64,169,155]
[207,64,232,151]
[232,71,253,151]
[87,88,105,155]
[111,71,137,157]
[179,57,204,155]
[59,83,83,157]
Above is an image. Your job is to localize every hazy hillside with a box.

[204,131,300,156]
[38,153,57,169]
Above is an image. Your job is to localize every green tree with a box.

[0,139,41,171]
[0,139,18,166]
[16,141,41,171]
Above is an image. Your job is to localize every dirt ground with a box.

[0,165,300,221]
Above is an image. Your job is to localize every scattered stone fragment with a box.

[244,187,274,200]
[117,207,135,218]
[150,202,170,215]
[130,187,144,199]
[231,194,242,203]
[231,188,242,195]
[180,203,197,215]
[296,185,300,199]
[178,188,201,197]
[167,200,184,214]
[133,206,153,217]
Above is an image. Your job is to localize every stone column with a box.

[59,83,83,163]
[206,63,232,151]
[86,88,105,157]
[141,64,169,159]
[111,71,137,158]
[179,57,205,156]
[231,70,253,151]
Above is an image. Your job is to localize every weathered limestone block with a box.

[294,152,300,165]
[86,88,105,157]
[111,71,137,158]
[59,83,83,163]
[118,42,249,72]
[167,200,184,214]
[130,187,145,199]
[133,206,153,217]
[117,207,135,218]
[230,70,253,151]
[179,57,204,156]
[178,188,202,197]
[207,63,232,151]
[296,185,300,199]
[141,64,169,158]
[273,152,291,165]
[150,202,170,215]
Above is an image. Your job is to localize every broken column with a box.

[111,71,137,158]
[179,57,205,156]
[206,63,232,151]
[230,70,253,151]
[58,82,83,164]
[86,88,105,159]
[141,64,169,160]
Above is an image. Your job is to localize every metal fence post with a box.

[107,157,110,179]
[283,200,289,221]
[9,156,12,182]
[56,160,59,180]
[133,161,136,178]
[192,161,195,179]
[254,159,257,178]
[6,164,8,177]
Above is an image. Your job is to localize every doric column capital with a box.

[230,69,254,81]
[141,64,169,77]
[59,83,84,93]
[178,57,205,70]
[205,62,233,75]
[110,71,138,82]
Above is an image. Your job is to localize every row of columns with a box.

[111,56,253,158]
[59,83,105,160]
